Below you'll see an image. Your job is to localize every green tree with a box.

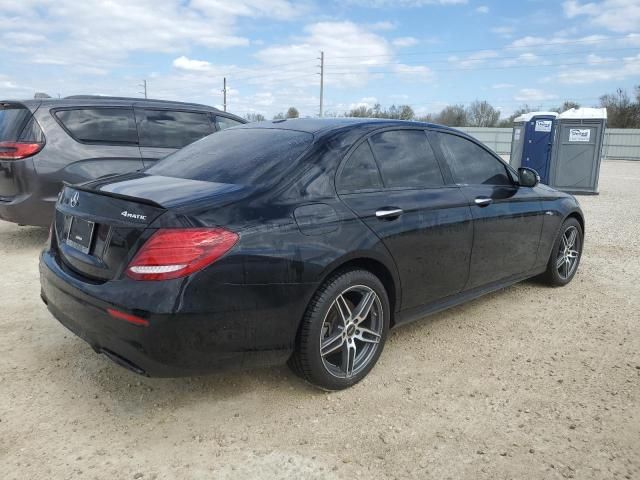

[435,104,467,126]
[600,88,638,128]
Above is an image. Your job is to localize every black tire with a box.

[541,217,583,286]
[288,269,390,390]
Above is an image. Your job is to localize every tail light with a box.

[126,228,239,281]
[0,141,43,160]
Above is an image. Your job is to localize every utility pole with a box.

[318,51,324,117]
[139,79,147,99]
[222,77,227,112]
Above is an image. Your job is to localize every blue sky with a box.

[0,0,639,118]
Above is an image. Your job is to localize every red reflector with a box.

[0,141,43,160]
[126,228,239,281]
[107,308,149,326]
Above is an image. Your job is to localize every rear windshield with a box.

[0,105,31,141]
[146,128,314,185]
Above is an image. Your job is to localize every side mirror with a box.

[518,167,539,187]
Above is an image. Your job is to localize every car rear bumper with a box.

[39,249,309,377]
[0,192,55,227]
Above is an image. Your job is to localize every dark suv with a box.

[0,96,245,227]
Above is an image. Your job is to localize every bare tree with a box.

[286,107,299,119]
[245,113,265,122]
[556,100,580,113]
[600,88,639,128]
[466,100,500,127]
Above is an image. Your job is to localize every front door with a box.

[430,130,544,290]
[522,116,555,184]
[337,129,473,310]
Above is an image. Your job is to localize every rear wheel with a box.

[542,217,583,286]
[289,269,390,390]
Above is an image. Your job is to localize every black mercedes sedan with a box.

[40,118,584,390]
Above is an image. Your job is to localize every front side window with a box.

[338,141,383,193]
[55,108,138,144]
[135,109,213,149]
[369,130,444,188]
[216,116,243,130]
[434,132,512,186]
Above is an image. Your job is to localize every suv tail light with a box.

[0,141,43,160]
[126,228,239,281]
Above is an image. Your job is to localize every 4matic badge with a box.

[121,210,147,221]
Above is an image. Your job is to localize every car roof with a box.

[1,96,244,120]
[235,117,466,137]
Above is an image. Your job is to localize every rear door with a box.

[134,108,215,166]
[337,128,473,311]
[51,107,144,182]
[430,131,544,290]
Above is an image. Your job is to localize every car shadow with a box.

[0,221,48,250]
[42,277,546,411]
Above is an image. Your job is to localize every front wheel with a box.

[542,217,583,286]
[288,269,390,390]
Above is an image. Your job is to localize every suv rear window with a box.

[0,105,32,141]
[135,109,214,148]
[147,128,313,185]
[55,108,138,144]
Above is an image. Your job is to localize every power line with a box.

[325,57,635,75]
[330,34,637,59]
[324,47,640,68]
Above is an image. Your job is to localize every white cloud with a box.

[491,26,515,38]
[254,21,394,87]
[563,0,640,33]
[449,50,499,68]
[514,88,558,102]
[475,5,489,13]
[0,0,303,70]
[392,36,419,47]
[369,20,397,30]
[172,56,213,72]
[552,53,640,84]
[492,83,515,89]
[393,64,433,79]
[510,34,608,49]
[344,0,467,5]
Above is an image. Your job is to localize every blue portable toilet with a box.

[511,111,558,184]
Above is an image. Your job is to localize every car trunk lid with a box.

[53,174,252,282]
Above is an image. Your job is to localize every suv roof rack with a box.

[64,95,218,110]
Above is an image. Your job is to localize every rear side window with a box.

[147,128,313,186]
[434,132,512,186]
[216,116,243,130]
[369,130,444,188]
[55,108,138,144]
[0,105,32,141]
[135,109,213,148]
[338,141,383,192]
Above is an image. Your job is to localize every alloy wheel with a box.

[556,225,581,280]
[319,285,383,379]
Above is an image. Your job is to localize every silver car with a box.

[0,96,245,227]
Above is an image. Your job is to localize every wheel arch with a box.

[565,209,585,235]
[315,254,401,327]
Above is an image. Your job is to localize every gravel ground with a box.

[1,160,639,480]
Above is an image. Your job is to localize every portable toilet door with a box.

[520,112,558,184]
[510,116,527,168]
[549,108,607,194]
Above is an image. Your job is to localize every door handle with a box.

[375,208,404,219]
[474,197,493,207]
